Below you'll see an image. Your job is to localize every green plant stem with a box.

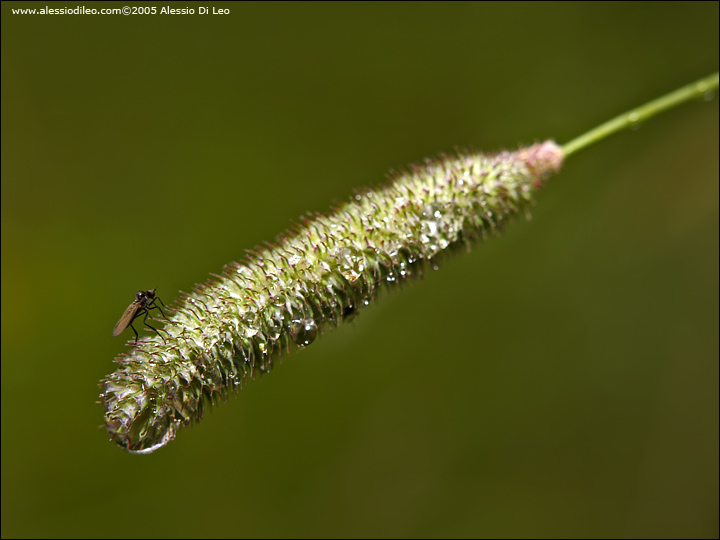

[562,72,719,158]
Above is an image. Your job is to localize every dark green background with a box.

[2,2,718,538]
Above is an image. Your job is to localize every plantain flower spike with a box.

[101,141,565,453]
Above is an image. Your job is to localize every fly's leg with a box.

[142,309,167,344]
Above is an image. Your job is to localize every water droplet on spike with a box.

[290,319,318,347]
[336,247,364,282]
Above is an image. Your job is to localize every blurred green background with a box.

[2,2,718,538]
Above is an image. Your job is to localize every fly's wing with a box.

[113,301,140,336]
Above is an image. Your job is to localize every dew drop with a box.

[245,326,259,338]
[124,422,178,455]
[421,220,438,237]
[421,203,443,220]
[290,319,318,347]
[266,318,282,341]
[342,304,357,320]
[336,247,364,282]
[244,312,260,338]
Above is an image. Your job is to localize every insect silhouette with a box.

[113,289,168,344]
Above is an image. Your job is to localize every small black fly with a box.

[113,289,168,344]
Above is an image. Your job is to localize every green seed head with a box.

[100,141,564,453]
